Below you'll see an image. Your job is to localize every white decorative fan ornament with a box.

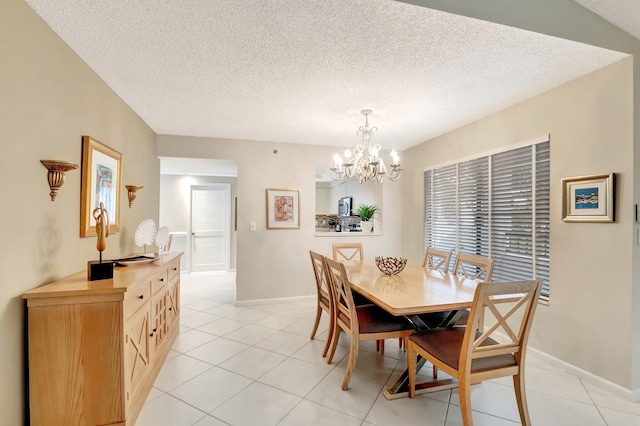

[135,219,157,253]
[155,226,170,251]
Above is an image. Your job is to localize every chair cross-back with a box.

[332,242,364,261]
[407,280,541,426]
[418,251,492,331]
[453,252,494,281]
[324,257,414,390]
[421,247,452,272]
[309,251,334,357]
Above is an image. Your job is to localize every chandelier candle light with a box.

[330,109,401,183]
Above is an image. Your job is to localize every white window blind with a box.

[424,140,550,300]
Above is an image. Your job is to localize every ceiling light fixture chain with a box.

[330,109,401,184]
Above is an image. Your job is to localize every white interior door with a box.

[190,184,230,272]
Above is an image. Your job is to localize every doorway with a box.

[190,184,231,272]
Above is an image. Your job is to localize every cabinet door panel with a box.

[124,305,151,410]
[151,290,168,357]
[167,280,180,330]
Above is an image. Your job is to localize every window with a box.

[424,139,550,301]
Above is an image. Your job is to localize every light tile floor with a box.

[136,271,640,426]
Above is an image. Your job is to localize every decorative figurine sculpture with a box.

[94,202,110,256]
[88,202,115,281]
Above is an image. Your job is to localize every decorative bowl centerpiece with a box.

[375,256,407,275]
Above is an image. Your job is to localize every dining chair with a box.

[398,247,454,350]
[332,242,388,352]
[419,252,495,329]
[407,279,541,426]
[421,247,452,272]
[453,252,494,281]
[332,242,364,261]
[420,252,495,376]
[324,257,415,390]
[331,242,373,305]
[309,251,334,357]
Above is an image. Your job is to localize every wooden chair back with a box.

[407,279,541,425]
[332,242,364,261]
[324,257,358,335]
[325,257,414,390]
[309,251,331,307]
[453,253,494,281]
[421,247,452,272]
[462,280,541,379]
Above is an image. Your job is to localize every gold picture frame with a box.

[80,136,122,237]
[266,188,300,229]
[562,173,614,222]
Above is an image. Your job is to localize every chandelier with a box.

[330,109,401,183]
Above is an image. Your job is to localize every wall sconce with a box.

[41,160,79,201]
[125,185,144,208]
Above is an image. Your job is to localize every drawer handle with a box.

[153,328,157,332]
[149,332,154,337]
[159,278,164,282]
[173,267,178,271]
[168,307,172,311]
[138,295,144,300]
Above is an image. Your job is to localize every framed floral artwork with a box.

[80,136,122,237]
[266,188,300,229]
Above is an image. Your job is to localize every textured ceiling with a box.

[25,0,628,151]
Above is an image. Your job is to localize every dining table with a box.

[341,259,482,399]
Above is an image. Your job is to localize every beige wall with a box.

[156,136,403,302]
[402,58,634,389]
[4,1,640,422]
[403,0,640,397]
[0,1,159,423]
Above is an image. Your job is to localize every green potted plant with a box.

[356,204,379,232]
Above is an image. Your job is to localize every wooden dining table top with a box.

[342,260,481,316]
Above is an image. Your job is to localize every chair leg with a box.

[407,341,417,398]
[341,337,359,390]
[326,328,341,364]
[379,339,385,355]
[433,365,438,379]
[309,305,322,340]
[513,373,532,426]
[321,310,335,357]
[458,376,473,426]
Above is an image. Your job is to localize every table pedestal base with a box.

[384,378,457,400]
[383,355,458,400]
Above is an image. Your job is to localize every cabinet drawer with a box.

[124,280,151,319]
[151,269,168,295]
[168,261,180,282]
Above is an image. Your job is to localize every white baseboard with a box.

[526,345,639,402]
[234,295,315,307]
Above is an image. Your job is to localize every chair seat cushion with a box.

[409,328,517,372]
[356,305,414,334]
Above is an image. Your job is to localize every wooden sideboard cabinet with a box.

[22,252,182,426]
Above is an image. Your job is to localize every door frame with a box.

[189,183,231,272]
